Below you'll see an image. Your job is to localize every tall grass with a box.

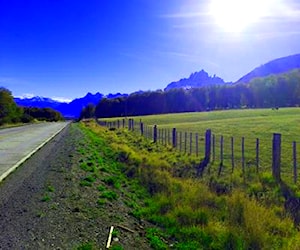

[83,120,300,250]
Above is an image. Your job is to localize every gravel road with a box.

[0,123,151,250]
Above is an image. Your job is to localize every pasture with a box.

[102,108,300,185]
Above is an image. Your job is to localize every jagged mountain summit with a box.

[164,70,226,91]
[237,54,300,83]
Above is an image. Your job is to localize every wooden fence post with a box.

[117,120,120,129]
[212,134,215,162]
[128,119,131,130]
[132,119,134,131]
[190,133,193,155]
[293,141,297,184]
[196,133,199,157]
[231,137,234,173]
[272,133,281,182]
[140,122,144,136]
[122,119,125,128]
[179,132,182,152]
[205,129,211,163]
[242,137,245,177]
[218,136,224,177]
[184,132,187,153]
[172,128,177,148]
[153,125,158,143]
[256,138,259,173]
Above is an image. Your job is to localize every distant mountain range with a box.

[14,92,127,118]
[14,53,300,117]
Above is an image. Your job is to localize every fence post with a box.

[140,122,144,136]
[128,119,131,130]
[146,125,148,139]
[122,119,125,128]
[293,141,297,184]
[212,134,215,162]
[117,120,120,129]
[153,125,157,143]
[218,136,224,177]
[179,132,182,152]
[184,132,187,153]
[205,129,211,162]
[132,119,135,131]
[196,133,199,157]
[242,137,245,177]
[190,133,193,155]
[256,138,259,173]
[172,128,177,148]
[231,137,234,173]
[272,133,281,182]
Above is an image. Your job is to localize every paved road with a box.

[0,122,69,182]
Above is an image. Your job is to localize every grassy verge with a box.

[82,120,300,249]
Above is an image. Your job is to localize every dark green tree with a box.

[0,87,23,125]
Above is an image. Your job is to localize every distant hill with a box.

[237,54,300,83]
[164,70,227,91]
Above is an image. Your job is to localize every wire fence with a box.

[98,118,300,185]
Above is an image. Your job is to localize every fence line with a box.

[97,118,299,184]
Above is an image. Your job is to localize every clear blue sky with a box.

[1,0,300,102]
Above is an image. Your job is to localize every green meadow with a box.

[125,108,300,139]
[102,108,300,184]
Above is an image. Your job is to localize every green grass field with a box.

[101,108,300,184]
[84,120,300,249]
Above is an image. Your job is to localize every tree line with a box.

[0,87,64,125]
[80,69,300,118]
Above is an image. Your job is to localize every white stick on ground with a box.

[106,226,114,249]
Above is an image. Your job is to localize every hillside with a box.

[237,54,300,83]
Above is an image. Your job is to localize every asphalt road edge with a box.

[0,122,70,183]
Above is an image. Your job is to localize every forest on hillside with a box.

[86,69,300,118]
[0,87,64,125]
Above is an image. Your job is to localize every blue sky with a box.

[1,0,300,102]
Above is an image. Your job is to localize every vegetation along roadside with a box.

[80,119,300,250]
